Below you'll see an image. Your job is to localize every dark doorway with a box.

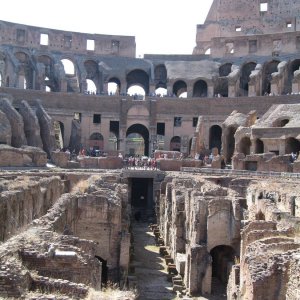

[226,127,236,163]
[285,137,300,154]
[210,245,235,284]
[95,255,108,285]
[126,124,150,156]
[209,125,222,153]
[131,178,154,222]
[255,138,264,154]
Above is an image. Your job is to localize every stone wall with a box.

[0,175,65,242]
[158,174,242,295]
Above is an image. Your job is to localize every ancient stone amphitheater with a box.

[0,1,300,299]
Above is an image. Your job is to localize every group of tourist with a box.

[122,155,158,170]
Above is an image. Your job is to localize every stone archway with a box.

[209,125,222,153]
[89,132,104,151]
[210,245,235,284]
[170,136,181,152]
[173,80,187,97]
[255,138,264,154]
[193,80,208,97]
[262,60,280,95]
[126,124,149,156]
[240,62,257,96]
[285,137,300,154]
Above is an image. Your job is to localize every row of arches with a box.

[2,50,300,98]
[54,121,224,157]
[224,128,300,163]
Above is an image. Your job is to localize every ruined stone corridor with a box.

[131,222,175,300]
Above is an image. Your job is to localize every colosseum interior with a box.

[0,0,300,299]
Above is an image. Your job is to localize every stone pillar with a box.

[119,126,127,154]
[149,84,156,96]
[102,82,108,94]
[248,64,262,96]
[292,70,300,93]
[187,84,193,98]
[207,84,214,98]
[120,80,127,95]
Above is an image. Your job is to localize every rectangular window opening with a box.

[157,122,165,135]
[286,22,292,28]
[74,112,82,122]
[87,39,95,51]
[174,117,182,127]
[93,114,101,124]
[260,2,268,12]
[226,42,235,55]
[64,35,72,48]
[193,117,198,127]
[40,33,49,46]
[235,26,241,32]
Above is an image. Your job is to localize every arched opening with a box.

[262,60,280,95]
[89,132,104,151]
[219,63,232,77]
[255,138,264,154]
[15,51,33,89]
[95,256,108,285]
[0,73,2,87]
[61,59,75,75]
[53,121,64,149]
[240,137,251,156]
[154,64,167,94]
[37,55,59,92]
[240,62,256,96]
[209,125,222,153]
[193,80,208,97]
[210,245,235,285]
[128,85,146,99]
[84,60,100,94]
[285,137,300,154]
[225,127,236,163]
[286,59,300,94]
[108,77,121,95]
[126,124,149,156]
[155,87,167,97]
[86,79,97,94]
[255,210,265,220]
[272,118,290,127]
[170,136,181,152]
[173,80,187,98]
[126,69,149,95]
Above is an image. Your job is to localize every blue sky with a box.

[0,0,213,57]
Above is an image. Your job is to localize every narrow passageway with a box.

[131,222,227,300]
[131,222,175,300]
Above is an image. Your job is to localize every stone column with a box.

[187,84,193,98]
[119,126,127,154]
